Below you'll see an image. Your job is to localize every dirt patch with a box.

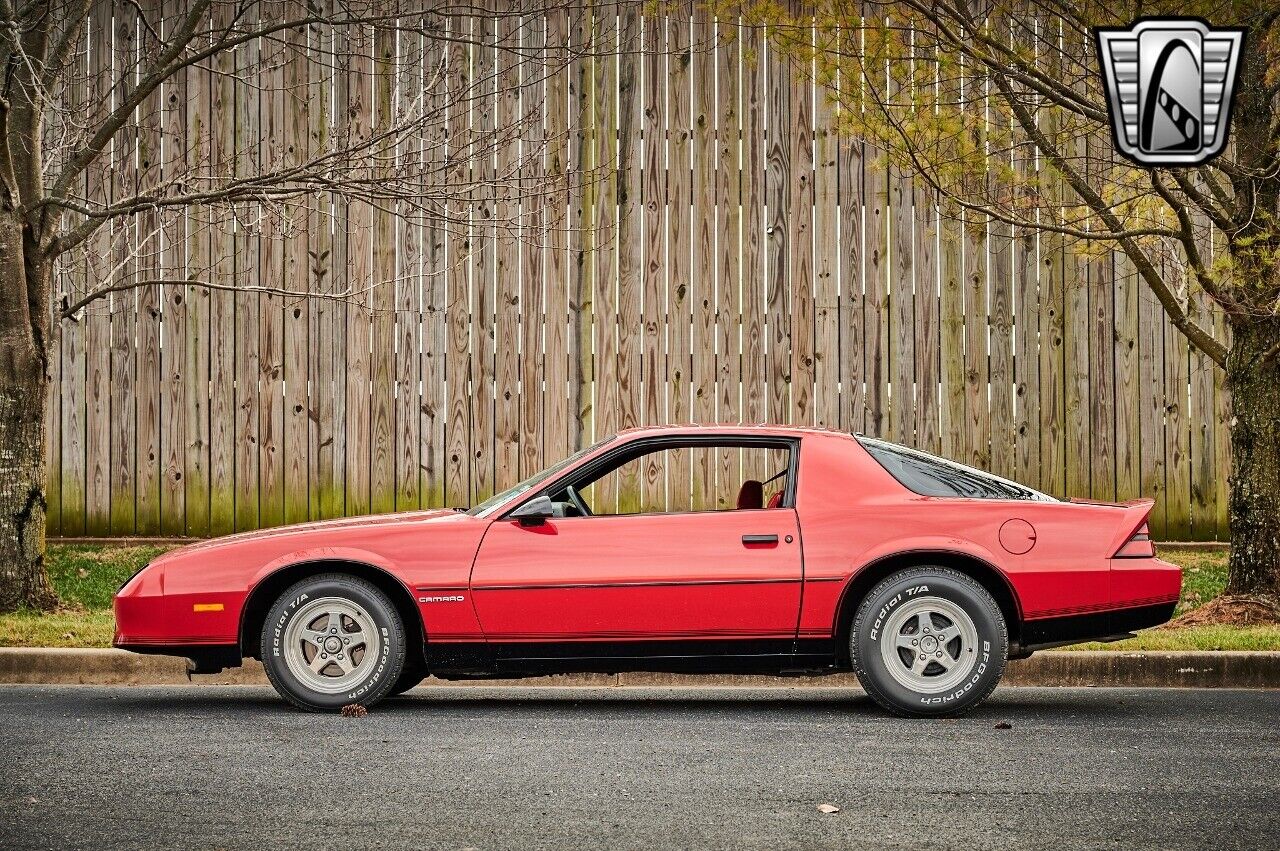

[1163,594,1280,629]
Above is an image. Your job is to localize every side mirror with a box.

[510,495,554,526]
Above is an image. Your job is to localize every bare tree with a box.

[0,0,590,611]
[727,0,1280,604]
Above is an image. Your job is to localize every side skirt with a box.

[425,638,840,680]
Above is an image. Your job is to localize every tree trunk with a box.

[0,209,57,613]
[0,365,54,612]
[1225,321,1280,597]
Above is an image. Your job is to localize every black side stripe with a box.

[474,577,804,591]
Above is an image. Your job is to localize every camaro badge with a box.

[1094,18,1245,166]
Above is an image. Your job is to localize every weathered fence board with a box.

[667,9,692,512]
[47,5,1234,540]
[689,10,712,510]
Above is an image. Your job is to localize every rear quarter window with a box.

[856,437,1055,501]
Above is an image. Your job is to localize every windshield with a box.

[465,435,617,517]
[857,436,1055,502]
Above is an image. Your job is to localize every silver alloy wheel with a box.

[878,595,979,694]
[282,596,382,694]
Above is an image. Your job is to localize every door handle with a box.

[742,534,778,545]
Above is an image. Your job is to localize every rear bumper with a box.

[1111,556,1182,609]
[1017,600,1178,654]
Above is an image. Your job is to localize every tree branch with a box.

[894,1,1109,125]
[46,0,212,202]
[844,35,1184,243]
[1164,168,1236,235]
[988,41,1228,367]
[38,0,91,92]
[1149,172,1235,312]
[59,277,353,320]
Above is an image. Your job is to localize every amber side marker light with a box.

[193,603,225,613]
[1114,522,1156,558]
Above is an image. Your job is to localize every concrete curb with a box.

[1,648,1278,689]
[1003,651,1280,689]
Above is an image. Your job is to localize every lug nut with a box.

[911,639,918,646]
[321,653,328,659]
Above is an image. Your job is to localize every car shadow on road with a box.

[77,684,1156,724]
[386,688,1147,721]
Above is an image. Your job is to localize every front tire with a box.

[261,573,406,712]
[851,567,1007,717]
[388,659,428,696]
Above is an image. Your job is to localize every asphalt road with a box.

[0,685,1276,850]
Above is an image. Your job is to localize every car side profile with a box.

[114,425,1181,715]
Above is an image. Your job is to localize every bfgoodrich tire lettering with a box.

[261,573,407,712]
[850,566,1008,717]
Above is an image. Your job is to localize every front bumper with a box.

[113,562,242,649]
[114,642,243,674]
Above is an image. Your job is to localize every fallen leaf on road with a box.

[994,721,1012,730]
[817,804,840,814]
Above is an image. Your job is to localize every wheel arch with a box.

[831,550,1023,665]
[239,559,426,668]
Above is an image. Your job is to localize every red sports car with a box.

[114,425,1180,715]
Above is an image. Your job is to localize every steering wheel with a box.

[565,485,593,517]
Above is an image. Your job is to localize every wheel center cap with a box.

[324,636,342,653]
[920,635,939,653]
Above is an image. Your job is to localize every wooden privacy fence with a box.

[45,3,1231,541]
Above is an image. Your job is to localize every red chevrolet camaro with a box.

[115,425,1181,715]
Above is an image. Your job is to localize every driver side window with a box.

[550,442,792,517]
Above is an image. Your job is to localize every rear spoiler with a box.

[1082,498,1157,556]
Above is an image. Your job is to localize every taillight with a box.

[1114,522,1156,558]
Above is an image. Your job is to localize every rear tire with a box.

[850,566,1007,717]
[261,573,406,712]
